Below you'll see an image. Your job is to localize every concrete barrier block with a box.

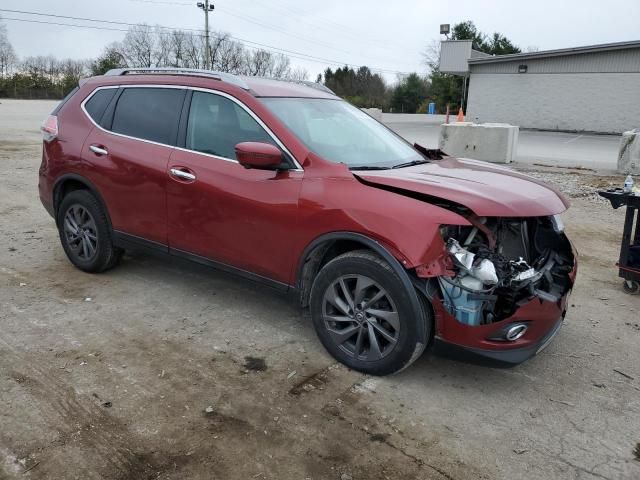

[361,108,382,121]
[438,122,519,164]
[618,129,640,174]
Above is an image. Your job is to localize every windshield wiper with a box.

[391,159,431,169]
[349,165,391,171]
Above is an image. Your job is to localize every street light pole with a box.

[196,1,215,70]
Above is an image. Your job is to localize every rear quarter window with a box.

[111,87,185,145]
[84,88,118,124]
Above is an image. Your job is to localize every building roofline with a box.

[468,40,640,64]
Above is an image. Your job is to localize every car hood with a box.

[353,157,569,217]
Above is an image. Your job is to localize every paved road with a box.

[383,115,621,172]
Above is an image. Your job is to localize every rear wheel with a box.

[623,280,639,295]
[57,190,122,273]
[310,250,427,375]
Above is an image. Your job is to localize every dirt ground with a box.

[1,99,639,480]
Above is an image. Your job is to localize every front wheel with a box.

[309,250,428,376]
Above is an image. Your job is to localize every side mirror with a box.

[235,142,284,170]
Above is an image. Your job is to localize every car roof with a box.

[96,68,337,99]
[240,76,337,99]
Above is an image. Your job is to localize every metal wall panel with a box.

[439,41,473,75]
[470,48,640,74]
[466,72,640,133]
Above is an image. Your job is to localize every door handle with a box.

[169,167,196,182]
[89,145,108,156]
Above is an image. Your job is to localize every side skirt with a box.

[113,231,292,293]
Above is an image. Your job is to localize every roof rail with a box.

[104,67,250,90]
[293,80,336,96]
[263,77,336,95]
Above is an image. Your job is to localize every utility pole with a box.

[196,1,215,70]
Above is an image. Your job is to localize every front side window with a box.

[186,91,274,160]
[261,98,423,169]
[111,87,184,145]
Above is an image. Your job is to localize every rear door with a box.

[82,86,185,245]
[166,89,303,285]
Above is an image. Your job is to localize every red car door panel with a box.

[166,90,303,284]
[167,151,302,283]
[82,128,171,245]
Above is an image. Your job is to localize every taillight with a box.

[41,115,58,142]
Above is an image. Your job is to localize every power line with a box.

[127,0,404,53]
[250,0,402,51]
[0,10,413,74]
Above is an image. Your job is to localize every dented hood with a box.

[354,157,569,217]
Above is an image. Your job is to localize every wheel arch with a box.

[53,174,113,231]
[295,232,429,343]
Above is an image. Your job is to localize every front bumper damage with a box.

[432,294,569,364]
[415,215,577,364]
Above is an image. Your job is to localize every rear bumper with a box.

[436,316,564,365]
[40,194,55,219]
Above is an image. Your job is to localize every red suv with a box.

[39,68,576,375]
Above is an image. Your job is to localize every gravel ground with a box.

[1,99,639,480]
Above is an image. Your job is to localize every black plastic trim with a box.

[112,231,168,253]
[170,247,290,292]
[112,231,290,292]
[52,173,113,230]
[100,88,124,130]
[176,89,193,149]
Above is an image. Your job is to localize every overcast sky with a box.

[2,0,640,82]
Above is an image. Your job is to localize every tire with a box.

[309,250,429,376]
[623,280,639,295]
[57,190,122,273]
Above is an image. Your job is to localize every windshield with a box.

[260,98,423,169]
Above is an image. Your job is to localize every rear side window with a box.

[84,88,118,124]
[186,91,274,159]
[111,87,184,145]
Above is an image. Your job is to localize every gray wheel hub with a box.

[322,274,400,361]
[63,204,98,261]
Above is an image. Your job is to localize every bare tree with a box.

[154,26,173,67]
[286,66,309,81]
[214,36,245,74]
[0,17,17,77]
[120,25,155,67]
[269,53,291,79]
[422,39,441,73]
[168,30,189,67]
[183,32,203,69]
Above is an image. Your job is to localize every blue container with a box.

[428,102,436,115]
[438,277,485,326]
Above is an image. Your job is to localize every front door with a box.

[166,90,303,285]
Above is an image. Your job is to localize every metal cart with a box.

[598,189,640,294]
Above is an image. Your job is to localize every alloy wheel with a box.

[322,274,400,361]
[63,204,98,261]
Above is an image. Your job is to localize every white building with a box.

[440,40,640,134]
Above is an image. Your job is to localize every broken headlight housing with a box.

[438,217,574,326]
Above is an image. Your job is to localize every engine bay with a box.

[437,216,575,326]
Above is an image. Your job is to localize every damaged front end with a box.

[418,215,576,363]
